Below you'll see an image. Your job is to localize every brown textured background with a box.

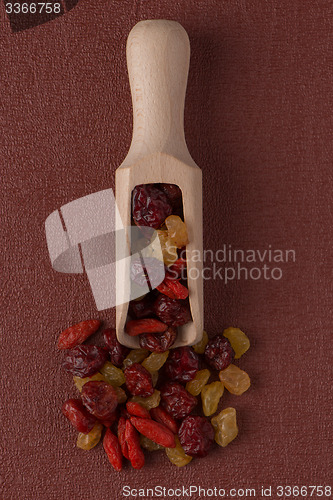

[1,1,332,499]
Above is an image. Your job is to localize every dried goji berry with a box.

[126,401,151,419]
[62,398,96,434]
[81,381,118,420]
[103,428,123,471]
[58,320,101,350]
[168,258,187,279]
[150,406,178,434]
[163,347,199,383]
[163,277,189,300]
[156,281,177,299]
[103,328,130,367]
[139,326,177,353]
[178,416,215,458]
[125,420,145,469]
[125,318,168,336]
[130,417,176,448]
[160,382,198,419]
[117,416,129,459]
[124,363,154,397]
[63,345,108,378]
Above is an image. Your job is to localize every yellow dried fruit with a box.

[100,361,125,387]
[193,330,209,354]
[123,349,149,369]
[130,390,161,410]
[73,373,107,392]
[151,370,159,387]
[157,230,178,266]
[113,386,127,404]
[219,364,250,395]
[201,381,224,416]
[223,327,250,359]
[76,422,103,450]
[142,351,169,373]
[140,435,163,451]
[211,407,238,447]
[186,369,210,396]
[165,215,189,249]
[165,436,192,467]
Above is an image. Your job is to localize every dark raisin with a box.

[124,363,154,397]
[163,347,198,383]
[205,335,235,371]
[160,382,197,419]
[178,416,215,458]
[103,328,130,367]
[132,184,172,229]
[153,295,192,326]
[63,345,108,377]
[139,326,177,352]
[81,381,118,420]
[62,398,96,434]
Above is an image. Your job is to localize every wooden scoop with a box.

[116,20,203,348]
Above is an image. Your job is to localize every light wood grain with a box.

[116,20,203,348]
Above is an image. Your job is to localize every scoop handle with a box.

[124,20,193,165]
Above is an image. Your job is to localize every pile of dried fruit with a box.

[59,321,251,470]
[128,183,191,348]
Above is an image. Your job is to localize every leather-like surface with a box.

[1,1,332,498]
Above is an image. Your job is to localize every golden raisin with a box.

[100,361,125,387]
[165,215,189,248]
[211,407,238,447]
[142,351,169,373]
[73,373,107,392]
[193,330,209,354]
[201,381,224,416]
[140,435,164,451]
[130,390,161,410]
[151,370,159,387]
[123,349,149,369]
[157,230,178,266]
[165,436,192,467]
[219,364,251,395]
[223,327,250,359]
[76,422,103,450]
[186,369,210,396]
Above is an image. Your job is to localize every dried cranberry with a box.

[63,345,108,377]
[81,381,118,420]
[160,382,197,419]
[130,256,165,289]
[124,363,154,397]
[157,183,182,210]
[164,347,199,383]
[103,328,130,367]
[167,258,187,279]
[132,184,172,229]
[178,416,214,458]
[205,335,235,371]
[62,398,96,434]
[129,295,155,319]
[153,295,192,326]
[139,326,177,352]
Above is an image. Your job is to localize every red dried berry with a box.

[100,411,118,428]
[62,398,96,434]
[178,416,215,458]
[103,428,123,471]
[117,416,129,459]
[124,363,154,397]
[103,328,130,367]
[57,319,101,350]
[81,381,118,421]
[125,420,145,469]
[153,295,192,327]
[125,318,168,337]
[129,295,155,319]
[168,258,187,279]
[126,401,151,419]
[156,281,177,299]
[163,277,188,300]
[150,406,178,434]
[205,335,235,371]
[139,326,177,353]
[132,184,172,229]
[158,183,182,209]
[160,382,197,419]
[63,345,108,377]
[164,347,199,383]
[130,417,176,448]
